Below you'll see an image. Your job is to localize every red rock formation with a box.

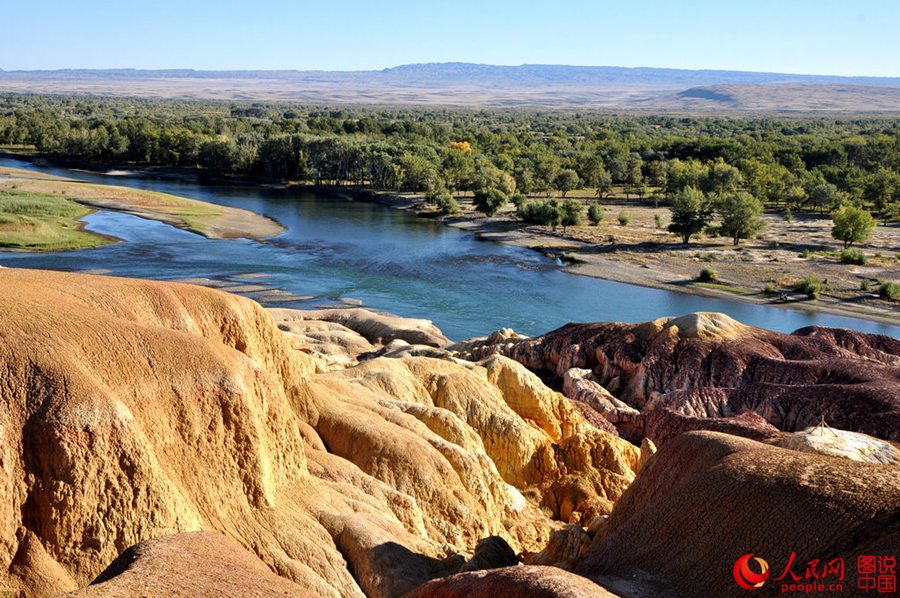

[574,431,900,598]
[404,565,618,598]
[643,408,780,446]
[506,313,900,442]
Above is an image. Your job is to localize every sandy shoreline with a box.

[0,165,284,241]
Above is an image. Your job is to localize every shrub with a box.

[764,283,776,295]
[435,193,459,215]
[879,281,900,300]
[839,248,866,265]
[587,203,604,226]
[617,211,631,226]
[799,249,812,259]
[795,276,825,299]
[560,199,585,229]
[518,199,562,228]
[860,280,871,292]
[472,186,509,217]
[698,267,718,282]
[654,213,663,229]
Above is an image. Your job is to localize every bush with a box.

[799,249,812,259]
[472,186,509,216]
[518,199,562,228]
[764,283,776,295]
[560,199,585,229]
[587,203,604,226]
[698,267,718,282]
[860,280,871,292]
[435,194,459,215]
[879,281,900,300]
[654,213,663,229]
[795,276,825,299]
[839,248,866,265]
[617,211,631,226]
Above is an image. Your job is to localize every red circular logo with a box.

[733,554,770,590]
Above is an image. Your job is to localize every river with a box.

[2,158,898,340]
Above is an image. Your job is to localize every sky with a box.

[3,0,899,77]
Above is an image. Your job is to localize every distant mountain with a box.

[2,63,899,112]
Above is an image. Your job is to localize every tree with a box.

[587,203,604,225]
[580,156,612,198]
[716,191,765,246]
[624,156,643,199]
[398,153,438,192]
[668,186,713,244]
[554,169,580,198]
[808,183,843,214]
[646,160,668,192]
[560,199,585,230]
[442,144,475,195]
[703,158,743,195]
[831,205,875,248]
[472,186,509,217]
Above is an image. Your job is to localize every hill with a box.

[2,63,899,111]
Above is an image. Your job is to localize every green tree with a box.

[831,205,875,248]
[703,158,743,195]
[668,186,713,244]
[554,169,580,198]
[716,191,765,246]
[587,203,604,225]
[472,186,509,217]
[398,153,438,192]
[560,199,585,230]
[808,183,844,214]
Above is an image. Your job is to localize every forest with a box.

[1,93,899,222]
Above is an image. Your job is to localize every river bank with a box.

[347,189,900,328]
[3,153,898,331]
[0,165,284,242]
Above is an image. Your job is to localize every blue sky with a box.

[4,0,899,76]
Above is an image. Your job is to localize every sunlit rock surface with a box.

[0,268,637,597]
[503,312,900,442]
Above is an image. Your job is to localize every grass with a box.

[795,275,826,299]
[0,189,111,250]
[879,281,900,301]
[695,281,754,296]
[697,266,718,282]
[0,144,38,156]
[0,175,226,236]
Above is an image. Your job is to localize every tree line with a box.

[1,93,899,222]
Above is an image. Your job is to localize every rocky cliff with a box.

[502,312,900,443]
[0,268,636,597]
[1,270,897,597]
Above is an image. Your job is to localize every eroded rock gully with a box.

[1,269,897,597]
[0,269,636,597]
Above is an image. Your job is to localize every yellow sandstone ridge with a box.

[0,268,637,597]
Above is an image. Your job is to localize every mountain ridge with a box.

[2,62,899,111]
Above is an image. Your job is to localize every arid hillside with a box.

[2,64,899,111]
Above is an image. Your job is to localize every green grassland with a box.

[0,189,111,250]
